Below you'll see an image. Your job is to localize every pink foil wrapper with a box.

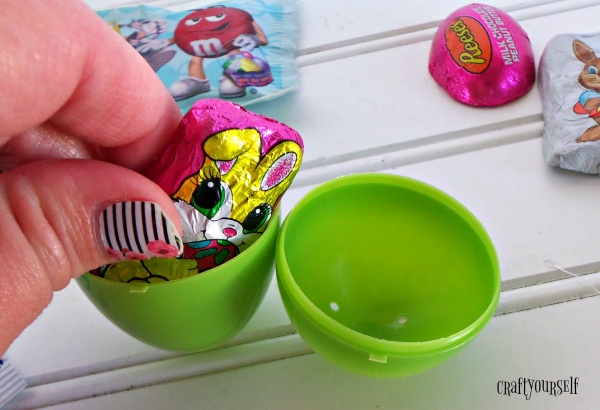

[145,99,303,195]
[94,99,303,283]
[145,98,304,273]
[429,3,535,107]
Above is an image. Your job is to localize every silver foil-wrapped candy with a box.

[540,33,600,174]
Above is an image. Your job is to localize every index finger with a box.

[0,0,181,170]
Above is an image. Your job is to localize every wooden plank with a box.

[84,1,600,165]
[9,132,600,389]
[25,296,600,410]
[254,3,600,167]
[285,138,600,284]
[86,0,596,51]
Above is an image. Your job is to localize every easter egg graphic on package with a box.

[429,3,535,106]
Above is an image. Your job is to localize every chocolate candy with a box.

[540,33,600,173]
[429,3,535,106]
[94,99,304,282]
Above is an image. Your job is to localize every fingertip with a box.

[0,159,181,289]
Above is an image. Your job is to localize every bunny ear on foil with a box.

[144,99,303,196]
[94,99,304,283]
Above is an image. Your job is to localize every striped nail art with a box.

[99,201,183,260]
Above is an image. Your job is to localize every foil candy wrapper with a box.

[540,33,600,174]
[95,99,304,283]
[429,3,535,107]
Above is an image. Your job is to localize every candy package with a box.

[93,99,304,283]
[429,3,535,107]
[97,0,298,112]
[539,33,600,174]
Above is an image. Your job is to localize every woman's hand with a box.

[0,0,183,355]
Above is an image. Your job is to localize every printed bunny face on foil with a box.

[93,99,303,282]
[173,128,302,252]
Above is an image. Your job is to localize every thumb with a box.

[0,159,182,354]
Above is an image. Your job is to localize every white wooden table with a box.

[6,1,600,408]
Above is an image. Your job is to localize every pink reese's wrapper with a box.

[428,3,535,107]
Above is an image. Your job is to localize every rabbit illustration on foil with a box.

[573,39,600,142]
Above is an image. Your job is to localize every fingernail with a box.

[98,201,183,260]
